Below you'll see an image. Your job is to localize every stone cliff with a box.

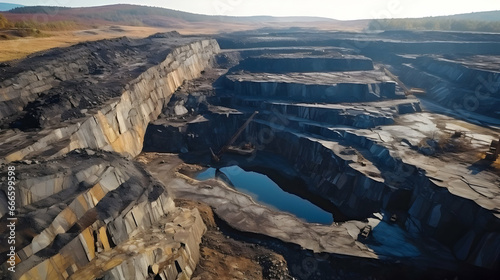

[1,151,206,279]
[0,32,219,279]
[0,32,220,162]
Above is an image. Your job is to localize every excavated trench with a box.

[143,37,500,278]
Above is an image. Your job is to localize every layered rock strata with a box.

[226,70,399,103]
[391,55,500,121]
[0,33,219,279]
[0,151,206,279]
[0,32,220,162]
[216,30,500,55]
[144,38,500,272]
[242,113,500,269]
[233,53,374,73]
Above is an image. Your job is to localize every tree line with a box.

[369,18,500,33]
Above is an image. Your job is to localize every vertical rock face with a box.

[0,33,219,279]
[0,34,220,162]
[0,151,206,280]
[225,70,399,104]
[240,117,500,269]
[392,56,500,120]
[233,54,374,73]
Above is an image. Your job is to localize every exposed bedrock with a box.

[226,71,399,103]
[145,109,500,270]
[144,111,244,153]
[232,54,374,73]
[144,107,499,270]
[143,38,500,272]
[2,28,500,279]
[216,30,500,55]
[216,30,500,122]
[242,117,500,269]
[0,33,221,279]
[143,97,422,154]
[390,56,500,120]
[340,124,500,269]
[0,33,220,162]
[0,151,206,279]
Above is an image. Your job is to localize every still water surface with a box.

[197,166,333,224]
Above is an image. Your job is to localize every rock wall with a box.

[234,99,411,129]
[392,57,500,119]
[342,129,500,270]
[244,119,500,269]
[0,34,219,279]
[1,36,220,162]
[142,98,419,154]
[405,176,500,269]
[144,112,246,153]
[229,80,394,103]
[0,151,206,279]
[233,55,374,73]
[147,107,499,269]
[246,120,387,219]
[216,31,500,55]
[148,101,497,269]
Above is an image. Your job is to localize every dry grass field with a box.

[0,26,171,62]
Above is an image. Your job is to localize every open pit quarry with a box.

[0,30,499,279]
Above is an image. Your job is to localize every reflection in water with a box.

[197,166,333,224]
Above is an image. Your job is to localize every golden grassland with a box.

[0,26,170,62]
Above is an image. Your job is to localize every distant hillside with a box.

[0,2,23,11]
[5,4,336,25]
[0,4,369,35]
[443,10,500,22]
[369,10,500,33]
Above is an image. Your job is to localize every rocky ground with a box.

[175,199,293,280]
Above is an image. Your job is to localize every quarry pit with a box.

[0,30,499,280]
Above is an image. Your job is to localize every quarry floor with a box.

[138,61,500,278]
[175,199,293,280]
[137,152,468,279]
[137,153,295,280]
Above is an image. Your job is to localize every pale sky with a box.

[5,0,500,20]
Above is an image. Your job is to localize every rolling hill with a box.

[0,2,23,11]
[369,10,500,32]
[443,10,500,22]
[1,4,365,31]
[4,4,338,25]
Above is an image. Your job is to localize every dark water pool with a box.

[197,166,333,224]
